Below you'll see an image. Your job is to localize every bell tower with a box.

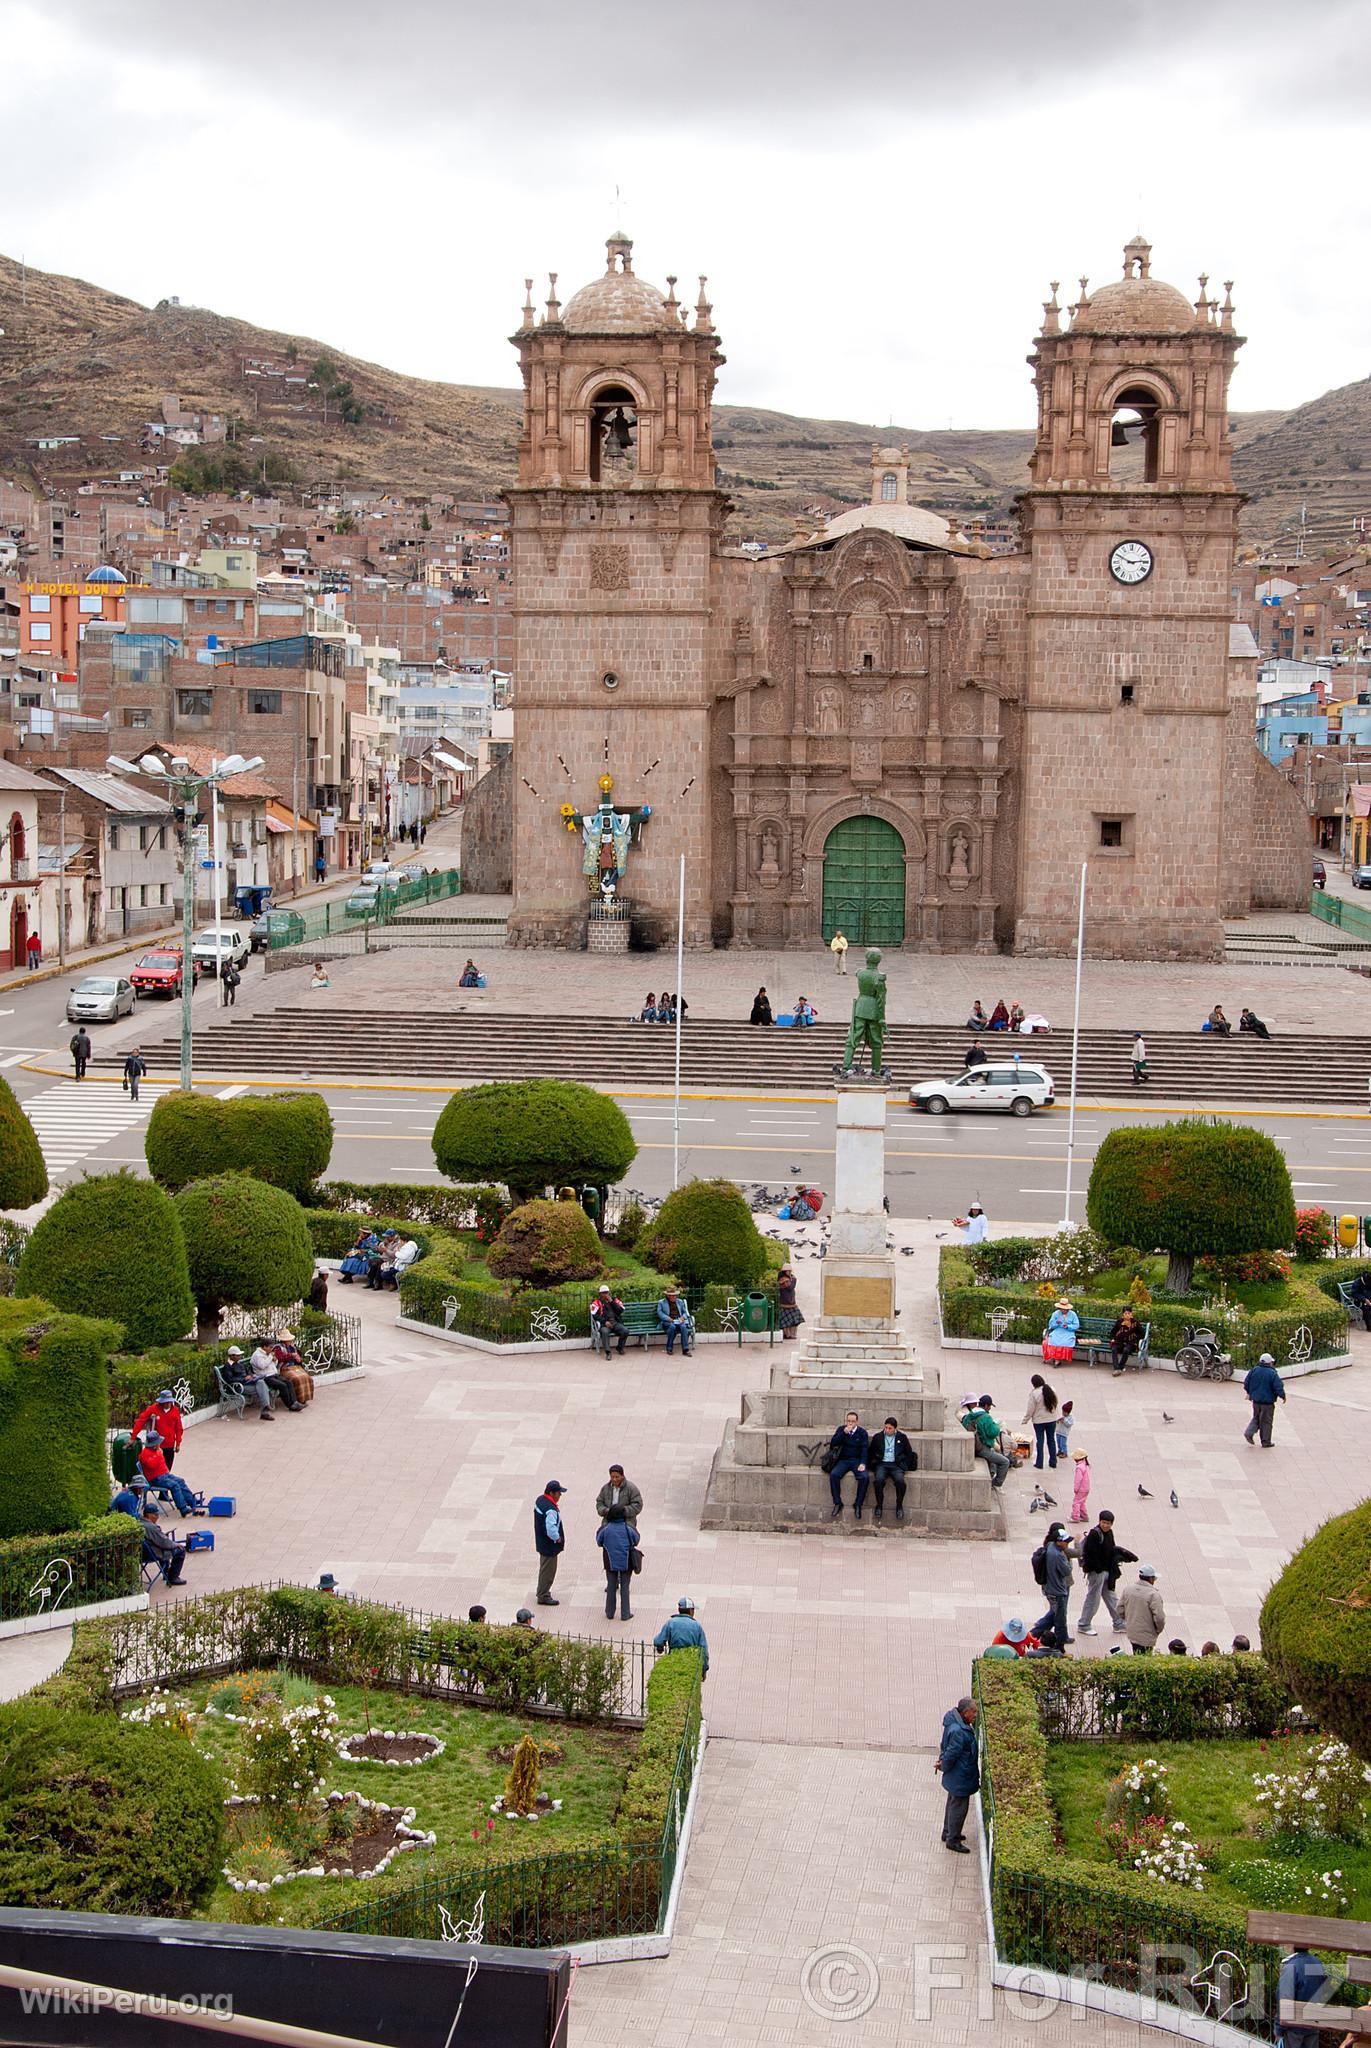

[507,235,726,947]
[1014,238,1245,960]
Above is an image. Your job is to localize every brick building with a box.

[509,234,1307,958]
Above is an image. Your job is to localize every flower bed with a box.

[336,1730,444,1765]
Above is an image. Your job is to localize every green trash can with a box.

[580,1186,602,1227]
[110,1431,139,1484]
[740,1291,772,1335]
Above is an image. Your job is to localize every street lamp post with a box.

[107,751,263,1093]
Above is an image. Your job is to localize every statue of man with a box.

[841,948,888,1076]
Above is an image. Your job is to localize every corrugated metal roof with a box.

[46,767,174,814]
[0,759,60,793]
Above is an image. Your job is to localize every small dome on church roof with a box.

[86,563,126,583]
[562,234,676,336]
[1072,238,1196,336]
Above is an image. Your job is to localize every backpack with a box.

[1030,1545,1048,1587]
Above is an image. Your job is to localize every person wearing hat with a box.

[1030,1524,1076,1651]
[271,1330,314,1406]
[960,1202,988,1244]
[137,1432,202,1517]
[1119,1565,1166,1654]
[1242,1351,1286,1448]
[590,1284,630,1357]
[247,1338,303,1417]
[513,1608,535,1627]
[110,1477,149,1520]
[1041,1301,1078,1368]
[653,1597,709,1676]
[318,1574,339,1595]
[533,1481,568,1606]
[1069,1447,1091,1524]
[131,1389,184,1467]
[990,1618,1043,1657]
[219,1344,268,1415]
[139,1503,188,1586]
[961,1395,1010,1490]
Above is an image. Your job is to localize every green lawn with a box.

[160,1674,639,1926]
[1090,1259,1302,1313]
[1046,1738,1371,1914]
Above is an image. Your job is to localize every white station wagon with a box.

[909,1063,1056,1118]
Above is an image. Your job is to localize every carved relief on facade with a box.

[851,739,881,783]
[755,679,786,728]
[848,609,886,674]
[756,821,784,888]
[944,687,980,735]
[946,823,977,891]
[892,686,921,733]
[903,622,927,669]
[589,544,631,590]
[813,685,845,734]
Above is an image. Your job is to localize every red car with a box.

[130,947,198,998]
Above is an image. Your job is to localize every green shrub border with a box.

[0,1515,142,1624]
[977,1655,1295,2035]
[939,1245,1349,1366]
[309,1180,507,1230]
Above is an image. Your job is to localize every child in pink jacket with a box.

[1070,1448,1091,1523]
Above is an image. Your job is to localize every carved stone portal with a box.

[589,545,631,591]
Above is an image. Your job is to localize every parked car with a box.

[1353,864,1371,890]
[249,908,307,953]
[190,927,252,977]
[909,1063,1056,1118]
[1312,857,1327,889]
[130,947,197,998]
[66,975,135,1024]
[344,885,383,919]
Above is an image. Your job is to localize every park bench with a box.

[590,1297,694,1353]
[1072,1315,1152,1370]
[1337,1278,1368,1324]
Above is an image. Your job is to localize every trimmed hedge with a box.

[488,1199,605,1288]
[147,1089,333,1199]
[636,1177,768,1292]
[432,1080,636,1203]
[0,1514,142,1621]
[0,1074,47,1210]
[310,1180,508,1232]
[175,1174,315,1317]
[17,1173,195,1350]
[1261,1499,1371,1760]
[0,1308,121,1537]
[1087,1119,1297,1294]
[938,1244,1348,1367]
[400,1260,754,1343]
[0,1701,224,1914]
[302,1208,433,1261]
[615,1647,702,1837]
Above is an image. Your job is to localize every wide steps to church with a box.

[106,1009,1371,1106]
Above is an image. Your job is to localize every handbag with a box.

[819,1445,838,1474]
[629,1544,644,1576]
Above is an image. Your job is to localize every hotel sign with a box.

[24,582,127,597]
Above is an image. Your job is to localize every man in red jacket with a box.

[131,1390,184,1468]
[137,1433,202,1517]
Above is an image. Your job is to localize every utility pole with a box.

[56,790,67,970]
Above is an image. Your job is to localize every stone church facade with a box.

[507,235,1307,959]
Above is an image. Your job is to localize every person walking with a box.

[830,928,849,974]
[25,931,41,971]
[69,1026,91,1081]
[1076,1510,1137,1635]
[315,851,327,883]
[1243,1351,1286,1447]
[653,1596,709,1676]
[1069,1447,1091,1523]
[827,1410,869,1521]
[868,1415,917,1523]
[533,1481,567,1606]
[1023,1373,1061,1469]
[934,1697,979,1853]
[122,1046,147,1102]
[1131,1033,1147,1087]
[595,1463,643,1526]
[221,958,241,1008]
[1030,1524,1075,1649]
[1120,1564,1166,1654]
[595,1502,639,1622]
[131,1389,184,1469]
[961,1396,1010,1490]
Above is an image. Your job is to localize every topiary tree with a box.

[16,1173,194,1348]
[636,1177,769,1291]
[1261,1499,1371,1760]
[433,1080,636,1204]
[0,1076,47,1210]
[174,1174,314,1321]
[0,1702,224,1914]
[1086,1118,1297,1295]
[146,1090,333,1199]
[0,1308,121,1536]
[488,1199,605,1289]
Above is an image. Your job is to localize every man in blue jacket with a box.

[828,1411,870,1521]
[654,1596,709,1677]
[1277,1944,1330,2048]
[936,1697,980,1853]
[533,1481,567,1606]
[1242,1351,1286,1447]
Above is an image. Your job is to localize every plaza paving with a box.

[4,1226,1367,2044]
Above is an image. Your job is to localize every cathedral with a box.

[504,234,1307,960]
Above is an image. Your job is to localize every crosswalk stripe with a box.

[23,1082,173,1176]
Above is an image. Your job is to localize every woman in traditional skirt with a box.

[777,1267,804,1342]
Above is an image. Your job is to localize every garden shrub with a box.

[301,1208,433,1260]
[1195,1248,1292,1287]
[488,1199,605,1289]
[432,1080,636,1203]
[0,1701,224,1914]
[1250,1734,1371,1841]
[0,1075,47,1210]
[636,1178,768,1291]
[1292,1206,1335,1261]
[1262,1499,1371,1760]
[968,1235,1047,1284]
[309,1180,510,1239]
[615,1647,702,1838]
[174,1174,314,1317]
[17,1173,194,1349]
[0,1515,141,1615]
[614,1197,648,1250]
[147,1090,333,1199]
[0,1309,121,1537]
[1087,1118,1297,1295]
[1308,1255,1371,1303]
[504,1733,541,1814]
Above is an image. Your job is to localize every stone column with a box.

[820,1080,896,1324]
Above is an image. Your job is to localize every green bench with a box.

[1338,1279,1368,1324]
[1072,1315,1151,1370]
[591,1297,694,1353]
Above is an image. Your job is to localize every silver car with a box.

[66,975,135,1024]
[909,1062,1056,1117]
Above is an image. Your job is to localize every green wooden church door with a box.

[821,816,906,947]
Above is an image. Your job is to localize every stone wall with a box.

[460,751,512,894]
[1249,752,1312,908]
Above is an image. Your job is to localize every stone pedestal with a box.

[821,1082,894,1321]
[587,912,631,954]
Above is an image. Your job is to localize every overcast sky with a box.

[7,0,1370,429]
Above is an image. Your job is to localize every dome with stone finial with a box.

[1072,237,1197,336]
[562,234,678,336]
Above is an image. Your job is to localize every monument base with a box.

[820,1253,896,1323]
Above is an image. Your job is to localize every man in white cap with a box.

[1120,1565,1166,1655]
[590,1283,630,1357]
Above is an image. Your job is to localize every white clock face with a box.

[1110,540,1154,585]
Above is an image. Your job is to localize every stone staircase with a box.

[107,1009,1371,1106]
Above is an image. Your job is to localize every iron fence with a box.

[265,870,462,954]
[0,1523,142,1624]
[214,1307,361,1375]
[1310,887,1371,942]
[314,1838,665,1946]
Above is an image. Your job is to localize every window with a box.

[215,600,227,614]
[28,623,50,642]
[250,689,282,714]
[78,595,103,615]
[109,886,124,911]
[27,594,50,614]
[880,473,898,502]
[123,709,152,728]
[139,885,150,908]
[177,689,213,717]
[1120,683,1136,706]
[1107,386,1162,483]
[1100,819,1124,848]
[159,883,170,905]
[109,825,119,851]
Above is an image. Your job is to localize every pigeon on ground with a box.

[1162,1412,1175,1424]
[1170,1490,1179,1508]
[1138,1485,1154,1499]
